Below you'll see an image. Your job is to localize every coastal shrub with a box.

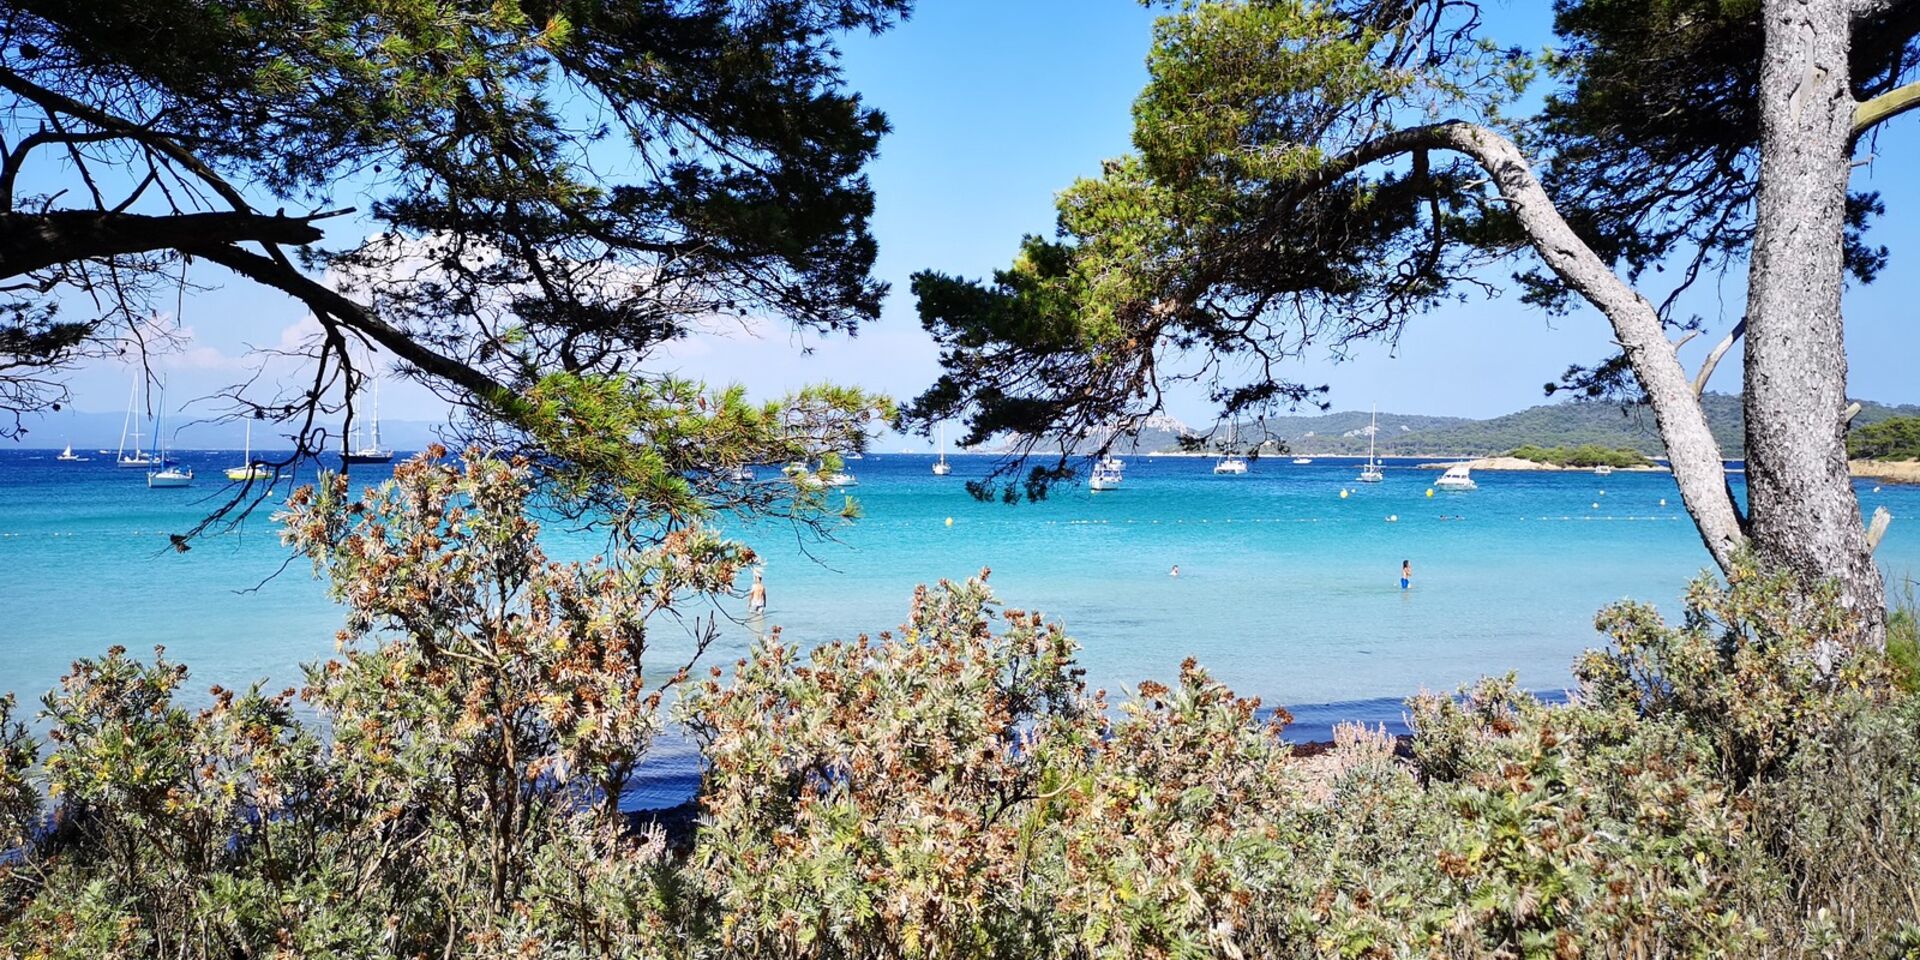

[1,453,724,958]
[687,574,1801,958]
[1507,443,1652,468]
[1847,415,1920,461]
[1890,577,1919,694]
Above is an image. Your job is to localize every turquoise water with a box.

[4,449,1917,805]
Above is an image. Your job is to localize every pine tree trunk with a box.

[1745,0,1886,645]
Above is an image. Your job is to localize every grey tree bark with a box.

[1745,0,1886,643]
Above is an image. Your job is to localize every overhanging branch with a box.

[186,242,529,419]
[0,210,332,279]
[1854,79,1920,136]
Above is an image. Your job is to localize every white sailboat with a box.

[57,442,85,462]
[1212,419,1248,475]
[1356,406,1384,483]
[116,377,157,469]
[343,375,394,464]
[1089,456,1125,491]
[932,424,952,475]
[225,420,271,481]
[146,386,193,488]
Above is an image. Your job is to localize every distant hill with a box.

[17,394,1920,460]
[1154,394,1920,460]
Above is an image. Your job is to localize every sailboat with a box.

[1356,406,1384,483]
[1212,419,1248,475]
[343,375,394,464]
[225,420,271,481]
[57,442,85,462]
[932,424,952,475]
[146,386,193,488]
[116,377,157,469]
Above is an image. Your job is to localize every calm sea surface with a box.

[5,448,1917,807]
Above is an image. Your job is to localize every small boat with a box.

[824,471,859,488]
[1089,459,1124,491]
[1593,464,1614,476]
[225,420,271,481]
[932,424,952,476]
[1291,457,1313,465]
[783,462,825,489]
[727,465,756,482]
[1356,406,1384,483]
[147,465,194,488]
[1434,464,1477,491]
[146,388,193,488]
[57,443,86,462]
[342,375,395,464]
[1212,419,1248,475]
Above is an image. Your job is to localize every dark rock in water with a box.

[625,801,702,854]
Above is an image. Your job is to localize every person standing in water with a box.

[748,567,768,614]
[1400,560,1412,591]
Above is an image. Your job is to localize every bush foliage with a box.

[1507,444,1653,468]
[3,453,1917,958]
[1848,415,1920,461]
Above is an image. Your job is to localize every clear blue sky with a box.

[33,0,1920,433]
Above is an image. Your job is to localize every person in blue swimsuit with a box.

[1400,560,1412,591]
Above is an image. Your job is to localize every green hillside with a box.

[1135,395,1920,459]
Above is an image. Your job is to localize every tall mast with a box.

[118,378,136,459]
[1368,405,1377,466]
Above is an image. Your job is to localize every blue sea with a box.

[5,448,1917,808]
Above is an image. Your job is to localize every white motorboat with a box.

[1593,464,1614,476]
[1434,464,1478,491]
[783,462,825,489]
[1356,406,1384,483]
[1089,459,1124,491]
[727,465,756,482]
[1212,419,1248,475]
[1291,457,1313,465]
[824,472,859,488]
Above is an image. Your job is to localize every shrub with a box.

[1847,415,1920,460]
[1507,444,1652,468]
[2,452,724,958]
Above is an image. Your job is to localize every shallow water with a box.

[4,449,1916,808]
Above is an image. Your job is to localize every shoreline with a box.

[1412,456,1666,472]
[1851,459,1920,485]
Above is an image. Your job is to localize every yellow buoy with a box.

[1339,488,1349,499]
[945,516,954,527]
[1425,488,1434,498]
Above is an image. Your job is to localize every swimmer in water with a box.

[1400,560,1412,591]
[748,567,767,614]
[1170,564,1180,577]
